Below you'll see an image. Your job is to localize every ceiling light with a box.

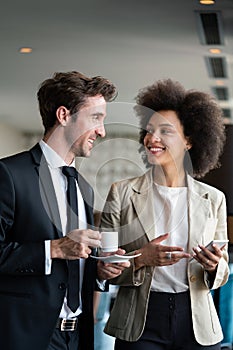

[19,47,33,53]
[215,80,225,86]
[209,48,222,54]
[199,0,215,4]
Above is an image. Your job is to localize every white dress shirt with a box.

[39,140,86,318]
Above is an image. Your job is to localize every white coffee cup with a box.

[101,231,118,252]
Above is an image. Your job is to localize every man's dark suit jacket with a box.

[0,143,97,350]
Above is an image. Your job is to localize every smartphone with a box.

[190,239,228,261]
[204,239,229,252]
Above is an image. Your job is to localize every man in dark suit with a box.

[0,71,128,350]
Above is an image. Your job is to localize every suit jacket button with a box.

[190,275,197,283]
[58,283,66,290]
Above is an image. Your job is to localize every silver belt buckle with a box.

[60,319,77,331]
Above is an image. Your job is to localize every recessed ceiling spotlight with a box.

[215,80,225,86]
[19,47,33,53]
[209,48,222,54]
[199,0,215,4]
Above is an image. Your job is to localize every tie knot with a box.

[62,166,78,179]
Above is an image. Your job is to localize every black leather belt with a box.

[56,318,78,331]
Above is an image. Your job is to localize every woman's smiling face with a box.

[144,110,191,169]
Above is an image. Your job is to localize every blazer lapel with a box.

[30,144,63,237]
[130,170,157,241]
[77,172,94,228]
[187,176,211,253]
[130,171,212,249]
[76,172,97,256]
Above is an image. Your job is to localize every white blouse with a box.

[150,182,189,293]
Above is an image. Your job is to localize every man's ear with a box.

[56,106,70,126]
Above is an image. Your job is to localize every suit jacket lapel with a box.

[77,172,94,228]
[30,144,63,238]
[130,171,212,250]
[77,172,97,256]
[187,176,211,252]
[31,145,94,236]
[130,170,157,241]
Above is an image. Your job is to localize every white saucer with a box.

[90,253,141,263]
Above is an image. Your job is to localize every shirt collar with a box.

[39,140,75,169]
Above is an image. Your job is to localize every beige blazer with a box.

[101,169,229,346]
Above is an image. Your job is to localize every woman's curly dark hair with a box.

[135,79,226,178]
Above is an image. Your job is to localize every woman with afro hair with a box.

[101,79,229,350]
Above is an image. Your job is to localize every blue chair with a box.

[94,292,115,350]
[212,264,233,346]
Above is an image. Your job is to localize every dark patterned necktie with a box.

[62,166,80,312]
